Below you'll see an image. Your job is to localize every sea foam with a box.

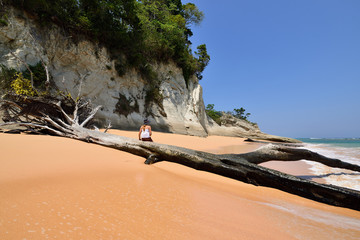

[300,141,360,191]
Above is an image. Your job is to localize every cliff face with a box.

[0,7,209,136]
[0,7,298,142]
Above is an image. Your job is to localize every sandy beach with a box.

[0,130,359,240]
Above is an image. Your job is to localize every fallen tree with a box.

[1,94,360,211]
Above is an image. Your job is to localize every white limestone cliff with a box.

[0,7,298,142]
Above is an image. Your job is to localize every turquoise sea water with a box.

[296,138,360,191]
[297,138,360,148]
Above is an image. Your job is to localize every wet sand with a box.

[0,130,359,240]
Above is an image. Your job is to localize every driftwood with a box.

[1,94,360,211]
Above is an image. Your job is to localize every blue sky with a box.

[183,0,360,138]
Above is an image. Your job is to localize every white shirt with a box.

[141,128,150,138]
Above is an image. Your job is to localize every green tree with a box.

[182,2,203,26]
[5,0,210,89]
[205,104,222,125]
[136,0,188,59]
[194,44,210,80]
[233,107,251,120]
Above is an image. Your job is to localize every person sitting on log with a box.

[138,119,153,142]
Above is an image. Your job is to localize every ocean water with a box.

[297,138,360,191]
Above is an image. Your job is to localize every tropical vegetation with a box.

[4,0,209,83]
[205,104,255,125]
[0,62,48,96]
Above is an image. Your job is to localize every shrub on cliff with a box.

[205,104,222,125]
[233,107,251,121]
[0,63,48,97]
[206,104,256,126]
[10,73,36,96]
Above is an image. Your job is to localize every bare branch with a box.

[55,101,74,125]
[78,101,89,110]
[72,73,90,124]
[44,65,50,90]
[73,102,80,125]
[76,73,86,101]
[0,121,65,136]
[80,105,101,127]
[104,121,112,133]
[28,33,50,90]
[40,113,73,134]
[55,117,71,129]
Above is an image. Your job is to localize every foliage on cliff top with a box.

[5,0,209,82]
[205,104,256,126]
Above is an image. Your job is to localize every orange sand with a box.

[0,130,359,240]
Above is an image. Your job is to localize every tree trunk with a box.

[1,94,360,211]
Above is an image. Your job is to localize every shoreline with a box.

[259,160,327,183]
[1,131,359,239]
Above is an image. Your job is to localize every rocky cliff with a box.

[0,7,299,142]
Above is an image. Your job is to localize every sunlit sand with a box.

[0,130,359,239]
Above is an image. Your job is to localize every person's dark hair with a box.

[144,118,149,124]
